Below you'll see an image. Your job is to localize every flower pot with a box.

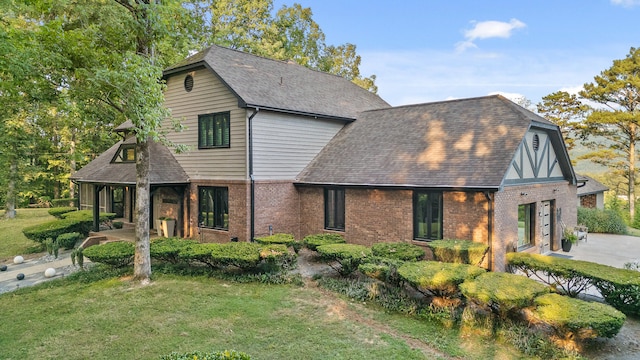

[161,219,175,238]
[156,220,164,237]
[561,238,573,252]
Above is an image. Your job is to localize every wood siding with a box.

[163,69,247,180]
[505,129,564,182]
[253,111,345,180]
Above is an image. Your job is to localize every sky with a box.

[272,0,640,107]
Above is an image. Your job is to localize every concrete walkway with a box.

[551,232,640,268]
[0,249,80,295]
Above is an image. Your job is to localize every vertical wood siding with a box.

[163,69,247,180]
[252,111,345,180]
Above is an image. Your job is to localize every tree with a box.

[537,91,590,151]
[579,47,640,219]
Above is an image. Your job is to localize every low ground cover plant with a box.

[160,350,251,360]
[427,239,488,266]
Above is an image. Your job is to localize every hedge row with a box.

[316,243,372,276]
[507,252,640,315]
[427,239,488,266]
[253,233,302,252]
[22,210,117,243]
[302,233,346,250]
[577,207,627,234]
[48,207,77,218]
[398,260,486,298]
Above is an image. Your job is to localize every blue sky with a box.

[273,0,640,107]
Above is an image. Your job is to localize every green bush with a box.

[48,207,77,218]
[459,272,550,317]
[179,243,221,268]
[316,243,372,276]
[302,233,346,251]
[578,207,627,234]
[531,293,626,339]
[22,218,92,243]
[179,242,264,270]
[427,239,488,266]
[50,198,78,208]
[150,237,198,264]
[254,233,301,252]
[507,252,640,315]
[259,244,297,271]
[371,242,425,261]
[112,221,124,229]
[61,210,117,222]
[359,257,406,285]
[83,241,135,268]
[397,261,485,297]
[56,232,83,250]
[160,350,251,360]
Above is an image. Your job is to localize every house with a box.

[577,175,608,209]
[71,45,578,271]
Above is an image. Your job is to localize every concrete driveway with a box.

[553,232,640,268]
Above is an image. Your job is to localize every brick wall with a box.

[253,181,300,239]
[580,194,596,208]
[443,191,489,242]
[493,182,577,271]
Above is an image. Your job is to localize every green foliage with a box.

[210,242,262,269]
[259,244,297,271]
[83,241,135,268]
[562,227,578,244]
[371,242,425,261]
[150,237,198,264]
[61,210,117,223]
[47,207,77,219]
[316,243,372,276]
[50,198,78,208]
[56,232,83,250]
[532,293,626,339]
[112,221,124,229]
[427,239,489,266]
[397,261,486,297]
[302,233,346,251]
[459,272,549,317]
[160,350,251,360]
[254,233,301,252]
[22,218,92,243]
[578,207,627,234]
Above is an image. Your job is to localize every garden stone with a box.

[13,256,24,264]
[0,265,7,271]
[44,268,56,278]
[16,273,25,280]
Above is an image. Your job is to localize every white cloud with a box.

[611,0,640,8]
[456,19,526,52]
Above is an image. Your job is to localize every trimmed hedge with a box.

[254,233,301,252]
[359,257,405,284]
[577,207,627,234]
[507,252,640,315]
[50,198,78,208]
[61,210,117,222]
[160,350,250,360]
[150,237,198,264]
[427,239,488,266]
[48,207,77,218]
[56,232,83,250]
[460,272,549,317]
[83,241,135,268]
[22,218,93,243]
[531,293,626,339]
[316,243,372,276]
[371,242,425,261]
[259,244,297,271]
[302,233,346,251]
[397,261,485,297]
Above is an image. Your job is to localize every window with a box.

[518,203,535,249]
[198,187,229,230]
[413,191,442,241]
[198,112,230,148]
[111,144,136,163]
[324,188,345,231]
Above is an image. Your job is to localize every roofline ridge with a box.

[360,94,504,114]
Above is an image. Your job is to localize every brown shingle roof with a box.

[70,137,189,185]
[164,45,390,120]
[296,95,567,189]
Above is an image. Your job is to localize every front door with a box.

[541,200,553,253]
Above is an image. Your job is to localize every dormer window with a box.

[112,144,136,163]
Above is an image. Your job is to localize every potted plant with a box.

[160,217,176,238]
[561,227,578,252]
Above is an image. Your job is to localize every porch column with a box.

[93,185,101,232]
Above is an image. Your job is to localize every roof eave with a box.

[243,104,355,123]
[293,181,499,192]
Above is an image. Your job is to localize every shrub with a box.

[50,198,78,208]
[397,261,485,297]
[371,242,425,261]
[22,218,92,243]
[56,232,83,250]
[48,207,77,218]
[83,241,135,268]
[150,237,198,264]
[588,267,640,316]
[427,239,488,266]
[259,244,297,271]
[179,243,220,268]
[179,242,263,270]
[302,233,346,251]
[254,233,301,252]
[61,210,117,222]
[530,293,626,340]
[160,350,251,360]
[459,272,549,317]
[112,221,124,229]
[316,243,372,276]
[577,207,627,234]
[359,257,406,285]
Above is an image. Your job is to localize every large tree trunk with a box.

[133,137,151,281]
[629,126,636,220]
[4,159,17,219]
[69,133,77,200]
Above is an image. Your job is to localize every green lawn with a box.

[0,208,52,261]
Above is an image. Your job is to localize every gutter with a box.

[248,108,260,241]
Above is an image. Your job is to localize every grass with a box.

[0,208,52,261]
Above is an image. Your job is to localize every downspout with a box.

[248,108,260,241]
[484,191,494,270]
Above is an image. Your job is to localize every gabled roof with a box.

[70,137,189,185]
[577,175,609,196]
[296,95,572,189]
[163,45,390,120]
